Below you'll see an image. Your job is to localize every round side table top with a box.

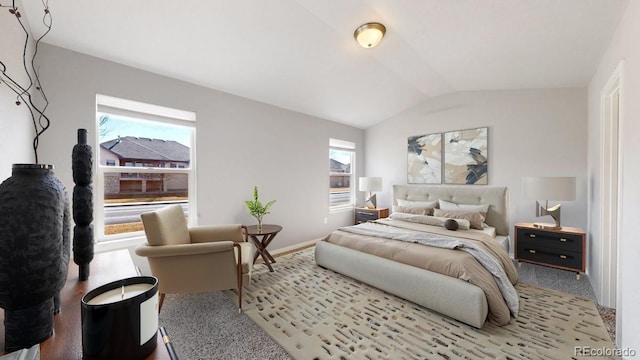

[246,224,282,235]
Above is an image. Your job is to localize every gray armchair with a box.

[135,204,254,311]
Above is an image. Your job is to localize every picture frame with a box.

[407,133,442,184]
[444,127,488,185]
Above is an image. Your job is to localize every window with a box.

[329,138,355,211]
[96,95,196,243]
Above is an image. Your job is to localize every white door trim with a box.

[599,60,623,345]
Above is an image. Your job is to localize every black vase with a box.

[0,164,71,352]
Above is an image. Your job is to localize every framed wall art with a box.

[444,127,488,185]
[407,133,442,184]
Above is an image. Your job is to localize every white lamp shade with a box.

[522,176,576,201]
[354,23,386,48]
[359,177,382,192]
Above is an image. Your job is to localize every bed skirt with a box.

[314,240,488,328]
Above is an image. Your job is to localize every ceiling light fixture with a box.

[354,22,386,49]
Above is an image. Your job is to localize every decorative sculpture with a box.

[73,128,94,281]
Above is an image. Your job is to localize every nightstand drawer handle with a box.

[529,234,536,238]
[529,250,536,254]
[560,238,567,242]
[560,255,567,259]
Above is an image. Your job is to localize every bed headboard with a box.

[392,185,509,236]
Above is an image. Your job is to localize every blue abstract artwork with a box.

[444,127,488,185]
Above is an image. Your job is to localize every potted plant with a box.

[245,186,276,232]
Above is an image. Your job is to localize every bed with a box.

[314,185,518,328]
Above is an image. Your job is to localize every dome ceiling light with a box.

[353,22,386,49]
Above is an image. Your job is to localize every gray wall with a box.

[34,44,364,250]
[364,89,588,253]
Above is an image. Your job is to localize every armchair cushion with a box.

[189,224,245,243]
[141,204,190,246]
[135,241,234,258]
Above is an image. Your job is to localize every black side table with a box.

[245,225,282,272]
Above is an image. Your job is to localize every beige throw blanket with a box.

[323,218,519,325]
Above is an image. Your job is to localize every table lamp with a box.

[522,176,576,229]
[359,177,382,209]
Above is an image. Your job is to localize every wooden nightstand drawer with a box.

[354,208,389,224]
[516,246,582,270]
[516,228,582,252]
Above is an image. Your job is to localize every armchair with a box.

[135,204,253,312]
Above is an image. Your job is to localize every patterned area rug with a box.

[236,247,619,360]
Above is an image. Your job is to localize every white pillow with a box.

[396,199,439,209]
[438,199,490,216]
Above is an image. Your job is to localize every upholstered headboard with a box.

[393,185,509,236]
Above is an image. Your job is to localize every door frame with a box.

[599,60,623,342]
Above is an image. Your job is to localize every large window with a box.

[96,95,196,243]
[329,138,355,211]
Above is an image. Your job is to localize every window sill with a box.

[95,234,147,253]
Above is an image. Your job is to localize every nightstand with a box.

[515,222,586,279]
[354,207,389,224]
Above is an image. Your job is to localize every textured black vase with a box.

[0,164,71,352]
[72,129,94,281]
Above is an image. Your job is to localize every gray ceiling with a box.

[22,0,628,128]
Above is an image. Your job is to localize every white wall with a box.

[588,0,639,353]
[34,44,364,250]
[0,0,37,180]
[365,89,588,252]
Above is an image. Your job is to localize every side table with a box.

[246,225,282,272]
[515,222,586,280]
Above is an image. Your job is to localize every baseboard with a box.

[270,237,322,258]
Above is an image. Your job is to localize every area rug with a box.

[236,247,619,360]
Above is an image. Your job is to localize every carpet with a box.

[236,247,618,360]
[158,290,291,360]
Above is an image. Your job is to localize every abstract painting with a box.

[444,127,488,185]
[407,133,442,184]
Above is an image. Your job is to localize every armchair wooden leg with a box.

[234,243,243,313]
[158,293,166,313]
[238,285,242,314]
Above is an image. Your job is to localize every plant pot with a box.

[0,164,70,352]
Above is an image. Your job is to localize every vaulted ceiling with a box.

[21,0,628,128]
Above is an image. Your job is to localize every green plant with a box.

[245,186,276,231]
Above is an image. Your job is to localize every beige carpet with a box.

[235,247,619,360]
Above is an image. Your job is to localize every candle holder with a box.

[81,276,159,360]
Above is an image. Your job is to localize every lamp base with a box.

[533,222,562,230]
[535,201,562,230]
[365,193,377,209]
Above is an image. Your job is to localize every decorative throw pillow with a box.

[393,205,434,216]
[396,199,439,209]
[444,219,459,231]
[389,213,471,230]
[433,208,485,230]
[438,199,490,219]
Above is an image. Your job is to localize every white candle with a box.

[86,283,154,305]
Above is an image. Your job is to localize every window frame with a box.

[94,94,197,250]
[329,138,356,213]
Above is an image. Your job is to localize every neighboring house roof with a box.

[330,159,350,173]
[100,136,190,162]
